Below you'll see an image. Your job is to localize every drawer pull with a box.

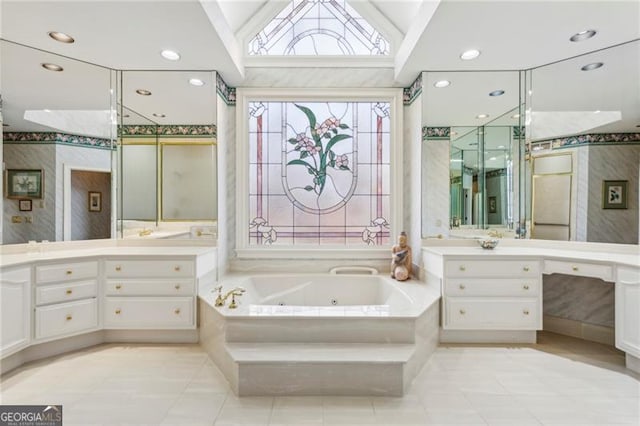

[523,309,530,315]
[572,266,579,271]
[66,270,73,275]
[66,315,72,321]
[174,308,181,315]
[115,309,121,315]
[174,266,181,272]
[459,284,465,290]
[66,289,73,295]
[459,309,466,315]
[459,265,466,272]
[523,266,530,272]
[115,284,122,290]
[115,266,122,272]
[175,284,181,290]
[523,285,530,290]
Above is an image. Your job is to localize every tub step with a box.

[226,342,419,396]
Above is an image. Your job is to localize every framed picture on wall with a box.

[19,199,32,211]
[488,196,497,213]
[602,180,628,209]
[88,191,102,212]
[5,169,43,199]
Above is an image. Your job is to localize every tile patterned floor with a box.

[1,332,638,425]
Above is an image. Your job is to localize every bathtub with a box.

[207,272,436,318]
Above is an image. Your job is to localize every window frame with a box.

[235,87,404,259]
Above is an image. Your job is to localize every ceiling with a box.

[0,0,638,134]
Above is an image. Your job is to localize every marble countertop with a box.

[422,245,639,268]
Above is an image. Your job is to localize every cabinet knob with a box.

[174,308,181,315]
[66,270,73,275]
[523,284,530,290]
[66,289,73,295]
[66,315,72,321]
[115,309,121,315]
[115,266,122,272]
[459,265,466,272]
[572,265,579,271]
[459,309,466,315]
[523,266,530,272]
[174,266,181,272]
[175,284,181,290]
[115,284,122,290]
[523,309,530,315]
[459,284,465,290]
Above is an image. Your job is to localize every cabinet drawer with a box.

[104,297,194,328]
[35,299,98,340]
[445,260,539,278]
[544,260,613,281]
[104,260,194,278]
[445,298,540,330]
[36,261,98,283]
[617,267,640,284]
[36,280,97,305]
[445,278,540,297]
[105,279,195,296]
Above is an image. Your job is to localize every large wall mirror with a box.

[1,40,116,244]
[117,71,217,239]
[527,40,639,244]
[422,71,524,238]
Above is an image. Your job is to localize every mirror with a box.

[117,71,217,239]
[422,71,523,238]
[1,40,116,244]
[527,40,640,244]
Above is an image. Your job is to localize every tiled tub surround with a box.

[199,273,440,396]
[423,239,640,373]
[0,239,217,375]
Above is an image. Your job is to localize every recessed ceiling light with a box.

[489,157,497,161]
[460,49,481,60]
[189,78,205,87]
[511,113,520,119]
[160,50,180,61]
[498,145,505,149]
[594,110,601,114]
[41,63,63,72]
[570,29,597,42]
[476,114,489,119]
[136,89,152,96]
[489,90,505,97]
[581,62,603,71]
[153,113,166,118]
[48,31,75,43]
[434,80,451,88]
[44,109,51,113]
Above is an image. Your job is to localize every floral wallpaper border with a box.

[3,132,113,149]
[403,74,423,106]
[120,124,217,138]
[216,73,236,106]
[532,132,640,151]
[422,126,450,140]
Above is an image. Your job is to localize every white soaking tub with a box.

[198,271,441,396]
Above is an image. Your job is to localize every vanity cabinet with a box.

[442,258,542,330]
[616,266,640,358]
[103,258,196,329]
[0,267,31,357]
[34,261,99,341]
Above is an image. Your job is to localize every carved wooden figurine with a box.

[391,231,412,281]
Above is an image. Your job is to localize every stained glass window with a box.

[248,101,391,246]
[248,0,390,56]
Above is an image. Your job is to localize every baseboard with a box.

[439,329,537,344]
[103,329,199,343]
[626,353,640,374]
[543,315,614,346]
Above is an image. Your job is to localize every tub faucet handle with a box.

[229,292,241,309]
[213,285,224,306]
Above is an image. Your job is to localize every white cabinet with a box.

[0,267,31,357]
[616,267,640,357]
[103,258,196,329]
[440,258,542,331]
[544,259,613,281]
[34,260,99,341]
